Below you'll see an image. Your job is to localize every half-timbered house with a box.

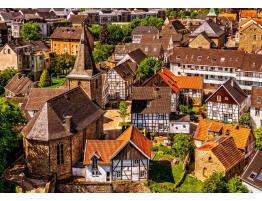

[205,78,248,123]
[107,49,146,102]
[131,86,190,134]
[80,126,152,182]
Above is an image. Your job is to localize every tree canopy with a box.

[227,176,249,193]
[93,42,114,63]
[118,101,129,124]
[172,133,194,159]
[239,112,250,126]
[138,57,161,80]
[21,22,41,41]
[202,173,228,193]
[254,127,262,150]
[38,69,50,87]
[50,53,76,76]
[88,24,102,40]
[0,68,17,96]
[107,24,124,45]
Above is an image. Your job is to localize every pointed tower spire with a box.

[67,26,100,79]
[207,8,217,17]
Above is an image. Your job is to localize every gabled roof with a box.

[131,87,171,114]
[67,27,100,79]
[241,150,262,191]
[172,75,203,90]
[194,119,252,150]
[132,26,159,35]
[142,68,179,94]
[251,86,262,108]
[113,59,137,81]
[83,125,152,165]
[25,88,68,111]
[23,87,104,141]
[205,78,247,105]
[191,31,213,44]
[4,74,33,96]
[127,49,147,64]
[68,15,89,24]
[198,137,244,170]
[190,19,224,38]
[0,11,21,21]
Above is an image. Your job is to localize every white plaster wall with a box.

[85,165,111,182]
[170,122,190,134]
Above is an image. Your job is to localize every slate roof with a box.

[241,150,262,191]
[190,19,224,38]
[251,86,262,108]
[36,11,57,19]
[131,87,171,114]
[113,60,137,81]
[25,88,68,111]
[170,47,262,73]
[84,125,152,165]
[127,49,147,64]
[132,26,159,35]
[4,74,33,96]
[205,78,247,105]
[67,27,100,79]
[194,119,252,150]
[22,87,104,141]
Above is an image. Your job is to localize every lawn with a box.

[148,144,203,193]
[46,78,66,89]
[177,175,203,193]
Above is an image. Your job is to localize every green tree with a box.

[107,24,124,45]
[166,10,178,18]
[254,127,262,150]
[99,24,109,44]
[0,68,17,95]
[239,112,250,126]
[21,22,41,41]
[172,133,194,159]
[140,17,164,29]
[38,69,50,87]
[88,24,102,40]
[0,98,26,192]
[93,42,114,63]
[118,101,129,125]
[138,57,161,80]
[227,176,249,193]
[202,173,228,193]
[50,53,76,76]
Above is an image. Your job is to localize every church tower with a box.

[207,8,217,23]
[67,27,104,108]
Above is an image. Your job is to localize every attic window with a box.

[225,97,228,101]
[217,95,221,102]
[197,56,202,61]
[220,57,225,62]
[252,62,256,67]
[176,56,181,60]
[145,47,148,52]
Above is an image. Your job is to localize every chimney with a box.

[64,115,72,132]
[231,79,234,87]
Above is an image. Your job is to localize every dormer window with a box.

[147,101,151,107]
[91,156,98,170]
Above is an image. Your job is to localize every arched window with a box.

[57,143,64,165]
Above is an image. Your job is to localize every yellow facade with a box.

[239,23,262,53]
[51,40,80,56]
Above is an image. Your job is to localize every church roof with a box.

[22,87,104,141]
[67,27,100,80]
[190,19,224,38]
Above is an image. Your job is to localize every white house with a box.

[250,86,262,128]
[73,126,152,182]
[205,78,249,123]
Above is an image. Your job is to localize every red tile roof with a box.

[240,10,257,18]
[84,126,152,165]
[158,68,180,93]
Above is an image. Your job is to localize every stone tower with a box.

[67,27,104,108]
